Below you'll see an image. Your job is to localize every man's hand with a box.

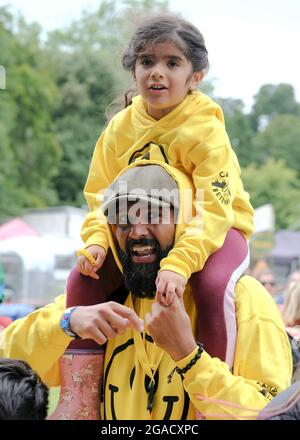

[76,245,106,280]
[156,270,187,305]
[70,302,144,345]
[145,294,196,361]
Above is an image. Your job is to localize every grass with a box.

[47,387,60,417]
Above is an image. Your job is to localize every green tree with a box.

[242,159,300,230]
[45,0,168,204]
[217,97,256,166]
[251,83,300,131]
[252,114,300,176]
[0,7,61,221]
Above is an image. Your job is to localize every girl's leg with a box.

[67,248,126,350]
[190,228,249,368]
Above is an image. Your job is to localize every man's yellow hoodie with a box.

[0,163,292,420]
[82,91,254,280]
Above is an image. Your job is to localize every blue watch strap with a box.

[60,306,81,339]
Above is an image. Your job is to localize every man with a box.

[0,162,293,420]
[257,270,283,305]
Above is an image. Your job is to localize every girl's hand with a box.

[156,270,187,306]
[76,245,106,280]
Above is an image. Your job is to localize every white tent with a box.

[0,235,82,305]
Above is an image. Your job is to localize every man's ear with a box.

[189,70,205,91]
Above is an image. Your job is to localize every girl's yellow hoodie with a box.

[82,91,254,280]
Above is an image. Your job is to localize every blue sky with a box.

[1,0,299,110]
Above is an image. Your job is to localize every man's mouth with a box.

[131,245,157,263]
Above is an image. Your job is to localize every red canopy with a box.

[0,218,38,241]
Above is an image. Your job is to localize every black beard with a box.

[117,237,172,299]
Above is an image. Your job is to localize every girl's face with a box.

[134,41,203,120]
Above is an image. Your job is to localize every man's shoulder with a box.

[235,275,283,323]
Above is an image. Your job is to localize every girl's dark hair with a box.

[122,14,209,74]
[106,14,208,120]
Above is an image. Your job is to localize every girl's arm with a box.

[160,144,253,280]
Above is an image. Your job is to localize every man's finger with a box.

[88,327,107,346]
[96,320,117,339]
[110,303,144,332]
[105,313,131,334]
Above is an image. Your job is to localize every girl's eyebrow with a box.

[137,53,185,62]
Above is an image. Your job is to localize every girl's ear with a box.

[132,67,136,81]
[189,70,205,91]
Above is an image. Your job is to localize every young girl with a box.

[54,14,253,420]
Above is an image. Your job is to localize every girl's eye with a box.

[168,60,179,68]
[141,58,152,66]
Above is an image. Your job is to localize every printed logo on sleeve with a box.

[211,171,231,205]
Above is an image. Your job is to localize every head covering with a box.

[102,165,179,223]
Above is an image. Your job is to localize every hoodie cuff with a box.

[158,262,189,280]
[84,235,109,252]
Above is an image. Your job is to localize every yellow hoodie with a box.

[0,278,292,420]
[0,163,291,420]
[82,91,254,280]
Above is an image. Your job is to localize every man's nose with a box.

[128,222,150,239]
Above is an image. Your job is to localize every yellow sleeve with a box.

[0,294,71,386]
[160,144,253,279]
[177,278,292,420]
[81,125,121,250]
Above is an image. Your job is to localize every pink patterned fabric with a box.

[48,351,104,420]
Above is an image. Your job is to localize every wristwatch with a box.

[60,306,81,339]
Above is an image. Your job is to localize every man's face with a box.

[259,273,276,295]
[112,202,175,298]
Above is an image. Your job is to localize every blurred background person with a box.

[256,270,283,305]
[288,270,300,286]
[282,281,300,341]
[0,262,4,304]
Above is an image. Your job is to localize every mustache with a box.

[118,239,171,299]
[125,237,160,255]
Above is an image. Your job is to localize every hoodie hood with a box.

[103,159,196,274]
[130,90,225,130]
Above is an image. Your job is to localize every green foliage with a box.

[251,83,300,130]
[242,159,300,230]
[1,2,300,233]
[217,98,256,167]
[253,114,300,176]
[0,7,61,221]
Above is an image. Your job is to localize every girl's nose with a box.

[150,65,164,79]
